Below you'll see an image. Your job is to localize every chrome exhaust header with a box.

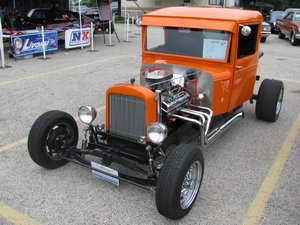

[207,111,244,145]
[168,106,244,148]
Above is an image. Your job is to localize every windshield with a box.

[295,13,300,22]
[270,11,284,20]
[146,26,230,61]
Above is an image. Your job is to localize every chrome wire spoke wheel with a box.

[156,144,204,219]
[180,160,202,209]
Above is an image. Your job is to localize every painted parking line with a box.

[0,202,41,225]
[242,113,300,225]
[0,55,138,86]
[0,106,105,154]
[267,35,277,41]
[261,75,300,85]
[0,138,27,154]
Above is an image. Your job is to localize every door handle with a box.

[235,65,243,69]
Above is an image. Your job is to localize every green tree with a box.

[81,0,97,7]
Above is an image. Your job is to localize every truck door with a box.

[283,12,294,36]
[229,24,259,111]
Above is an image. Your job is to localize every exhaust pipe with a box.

[207,111,244,145]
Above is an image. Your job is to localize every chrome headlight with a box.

[263,26,271,32]
[147,122,167,144]
[78,105,97,124]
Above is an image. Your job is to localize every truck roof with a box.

[144,7,262,22]
[142,7,262,32]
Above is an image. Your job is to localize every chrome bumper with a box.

[261,32,271,38]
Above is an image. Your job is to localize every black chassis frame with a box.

[65,121,198,191]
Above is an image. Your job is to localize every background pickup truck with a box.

[276,9,300,45]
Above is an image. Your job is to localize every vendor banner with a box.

[65,28,91,49]
[11,30,58,57]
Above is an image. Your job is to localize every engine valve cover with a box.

[162,91,190,113]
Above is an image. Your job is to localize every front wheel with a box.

[260,37,267,43]
[256,79,284,122]
[155,144,204,220]
[28,110,78,169]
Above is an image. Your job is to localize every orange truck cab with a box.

[141,7,263,115]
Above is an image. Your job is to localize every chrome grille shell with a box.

[109,94,146,140]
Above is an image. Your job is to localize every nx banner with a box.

[65,28,91,49]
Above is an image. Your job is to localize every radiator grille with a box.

[109,94,146,140]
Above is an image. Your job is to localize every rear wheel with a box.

[290,32,298,46]
[278,29,285,39]
[256,79,284,122]
[28,111,78,169]
[156,144,204,219]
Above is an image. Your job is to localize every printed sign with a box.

[203,39,228,60]
[10,31,58,58]
[65,28,91,49]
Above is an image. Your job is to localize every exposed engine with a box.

[140,64,214,115]
[161,87,191,113]
[142,68,192,113]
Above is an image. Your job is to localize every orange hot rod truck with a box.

[28,7,284,219]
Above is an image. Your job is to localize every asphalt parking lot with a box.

[0,25,300,225]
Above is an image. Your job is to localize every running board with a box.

[206,111,244,145]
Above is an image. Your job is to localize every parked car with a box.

[261,21,271,42]
[268,10,284,33]
[1,16,37,34]
[282,8,300,17]
[276,9,300,45]
[28,7,284,220]
[27,8,94,39]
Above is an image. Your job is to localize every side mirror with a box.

[240,25,251,36]
[135,18,142,28]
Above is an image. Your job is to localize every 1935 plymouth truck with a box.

[28,7,284,219]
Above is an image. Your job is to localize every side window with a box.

[31,10,44,19]
[285,12,293,20]
[237,24,258,59]
[209,0,223,5]
[146,26,165,50]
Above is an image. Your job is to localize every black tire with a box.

[278,29,285,39]
[103,21,114,34]
[290,32,298,46]
[260,37,267,43]
[156,144,204,220]
[256,79,284,122]
[28,110,78,169]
